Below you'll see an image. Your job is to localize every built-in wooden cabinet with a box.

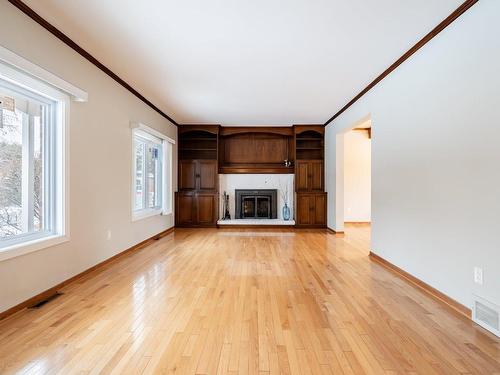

[294,125,326,227]
[175,191,218,227]
[175,124,327,228]
[296,192,327,226]
[295,160,323,191]
[176,191,196,225]
[196,193,217,225]
[179,160,217,191]
[176,125,219,227]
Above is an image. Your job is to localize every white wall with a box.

[326,0,500,309]
[219,174,294,220]
[0,2,177,313]
[344,130,371,222]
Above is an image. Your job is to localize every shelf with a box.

[219,164,294,174]
[296,147,323,150]
[296,137,322,141]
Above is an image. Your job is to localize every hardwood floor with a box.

[0,225,499,374]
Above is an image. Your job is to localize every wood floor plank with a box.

[0,225,498,374]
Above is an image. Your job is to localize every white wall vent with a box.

[472,294,500,337]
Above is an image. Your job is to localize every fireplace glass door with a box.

[242,196,271,219]
[242,197,256,218]
[235,189,277,219]
[256,197,271,218]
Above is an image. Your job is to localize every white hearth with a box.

[217,219,295,226]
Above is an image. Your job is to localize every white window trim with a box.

[130,122,175,221]
[162,141,174,216]
[0,45,87,102]
[131,208,164,222]
[0,49,78,262]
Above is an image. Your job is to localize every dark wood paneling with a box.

[198,160,217,191]
[6,0,178,125]
[324,0,478,126]
[293,125,326,227]
[220,127,293,137]
[224,135,288,164]
[295,161,309,191]
[179,160,197,190]
[176,192,196,225]
[295,161,323,192]
[176,192,217,227]
[296,194,312,225]
[313,193,327,225]
[310,161,324,191]
[179,125,220,135]
[218,165,293,174]
[294,125,324,135]
[219,128,294,174]
[176,126,219,227]
[295,193,327,227]
[196,193,217,225]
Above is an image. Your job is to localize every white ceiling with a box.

[24,0,461,125]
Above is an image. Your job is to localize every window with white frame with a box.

[0,72,68,253]
[132,124,174,220]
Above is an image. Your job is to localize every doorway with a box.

[332,116,372,232]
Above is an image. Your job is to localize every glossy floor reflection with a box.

[0,225,498,374]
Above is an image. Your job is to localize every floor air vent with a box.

[472,294,500,337]
[29,292,63,309]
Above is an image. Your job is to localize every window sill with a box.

[132,208,163,222]
[0,234,69,262]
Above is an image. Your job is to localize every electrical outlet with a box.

[474,267,483,285]
[106,230,112,240]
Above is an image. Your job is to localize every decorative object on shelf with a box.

[279,181,291,221]
[222,191,231,220]
[284,159,292,167]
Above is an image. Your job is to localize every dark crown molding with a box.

[324,0,478,127]
[7,0,478,129]
[7,0,178,126]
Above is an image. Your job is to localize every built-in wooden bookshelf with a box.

[295,131,324,160]
[176,125,219,227]
[294,125,326,228]
[179,131,218,160]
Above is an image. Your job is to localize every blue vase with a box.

[282,203,291,221]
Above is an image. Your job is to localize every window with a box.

[0,69,69,258]
[131,123,174,221]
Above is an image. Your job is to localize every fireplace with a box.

[235,189,277,219]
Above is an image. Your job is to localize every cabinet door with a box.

[310,161,324,191]
[196,193,217,225]
[295,161,309,191]
[179,160,197,190]
[176,192,195,225]
[313,193,326,226]
[198,160,217,191]
[296,194,312,225]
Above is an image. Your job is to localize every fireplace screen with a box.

[236,190,277,219]
[242,196,271,218]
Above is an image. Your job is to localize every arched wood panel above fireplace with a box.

[218,127,294,174]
